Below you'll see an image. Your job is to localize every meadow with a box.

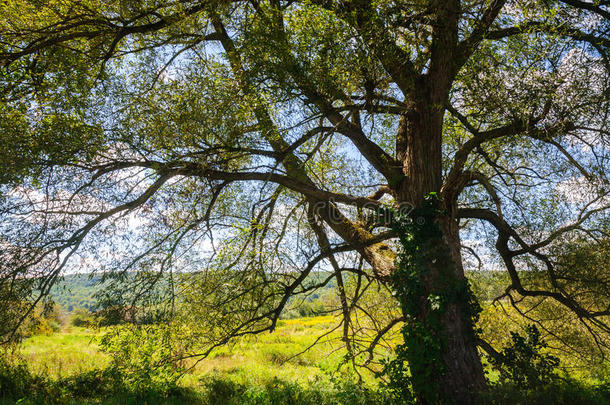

[1,316,396,405]
[19,316,365,385]
[1,313,609,405]
[1,272,609,404]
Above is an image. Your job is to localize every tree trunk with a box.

[395,211,486,404]
[394,94,486,404]
[432,216,486,403]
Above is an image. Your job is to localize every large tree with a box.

[1,0,609,402]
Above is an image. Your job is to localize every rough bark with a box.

[434,216,487,403]
[396,93,486,403]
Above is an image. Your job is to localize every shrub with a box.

[490,325,560,388]
[56,369,116,398]
[0,357,55,403]
[98,324,184,397]
[478,379,610,405]
[200,373,398,405]
[0,355,200,404]
[70,307,94,328]
[201,375,246,405]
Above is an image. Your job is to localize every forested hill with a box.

[50,270,508,314]
[48,271,339,315]
[49,274,104,312]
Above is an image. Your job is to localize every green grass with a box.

[2,316,394,404]
[20,326,109,378]
[15,317,378,394]
[183,316,374,387]
[2,317,609,405]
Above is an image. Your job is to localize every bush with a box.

[201,375,246,405]
[0,356,198,404]
[0,357,57,403]
[200,374,397,405]
[98,324,184,397]
[19,302,65,338]
[0,356,607,405]
[0,357,36,399]
[70,307,94,328]
[478,380,610,405]
[55,369,116,398]
[490,325,560,388]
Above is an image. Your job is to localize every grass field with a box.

[2,315,609,405]
[20,316,357,382]
[20,327,109,379]
[3,316,390,404]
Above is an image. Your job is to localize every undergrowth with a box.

[1,355,609,405]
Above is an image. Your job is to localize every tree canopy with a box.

[1,0,609,402]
